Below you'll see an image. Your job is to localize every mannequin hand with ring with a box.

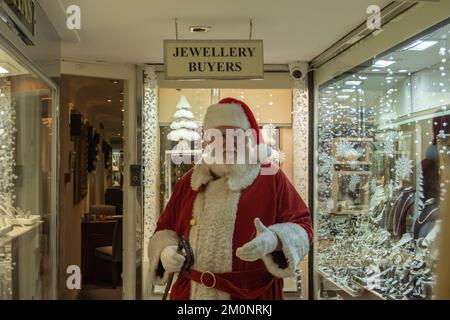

[236,218,281,262]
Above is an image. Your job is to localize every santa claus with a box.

[148,97,313,300]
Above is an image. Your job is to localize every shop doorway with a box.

[59,75,125,300]
[140,70,311,300]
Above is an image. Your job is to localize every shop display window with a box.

[316,21,449,300]
[0,46,56,299]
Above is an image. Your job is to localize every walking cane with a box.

[162,235,194,300]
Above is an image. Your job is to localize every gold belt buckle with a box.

[200,271,216,289]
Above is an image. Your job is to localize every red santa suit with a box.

[148,98,313,300]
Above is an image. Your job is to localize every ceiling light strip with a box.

[310,1,416,70]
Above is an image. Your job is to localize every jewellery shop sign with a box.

[164,40,264,80]
[3,0,34,35]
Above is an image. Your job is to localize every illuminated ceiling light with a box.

[398,69,408,73]
[403,40,438,51]
[358,76,368,80]
[371,68,381,72]
[0,66,10,74]
[345,80,362,86]
[107,98,112,102]
[373,60,396,68]
[337,95,350,99]
[341,89,355,93]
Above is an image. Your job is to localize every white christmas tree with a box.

[167,95,201,150]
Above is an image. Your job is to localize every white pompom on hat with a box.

[203,97,271,163]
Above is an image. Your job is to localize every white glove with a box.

[160,245,185,273]
[236,218,280,262]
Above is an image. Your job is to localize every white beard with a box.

[209,163,230,177]
[209,162,259,180]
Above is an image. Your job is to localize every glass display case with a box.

[0,44,57,299]
[315,20,449,300]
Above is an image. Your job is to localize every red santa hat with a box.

[203,97,271,162]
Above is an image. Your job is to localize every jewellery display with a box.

[0,32,60,300]
[316,21,449,300]
[413,198,440,240]
[318,214,436,300]
[0,195,40,227]
[0,247,13,300]
[391,187,415,238]
[0,216,13,238]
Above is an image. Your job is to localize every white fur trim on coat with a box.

[191,163,261,192]
[189,178,242,299]
[190,164,214,191]
[204,103,250,130]
[261,223,309,278]
[147,229,178,286]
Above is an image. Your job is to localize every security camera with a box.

[289,61,309,81]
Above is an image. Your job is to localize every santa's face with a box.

[216,126,239,158]
[203,126,258,177]
[204,126,255,164]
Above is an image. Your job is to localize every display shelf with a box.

[319,269,388,300]
[333,137,373,142]
[351,278,387,300]
[364,287,390,300]
[377,107,450,130]
[318,269,363,298]
[0,225,13,238]
[329,210,367,216]
[334,161,372,166]
[334,170,372,175]
[0,222,43,247]
[11,215,40,226]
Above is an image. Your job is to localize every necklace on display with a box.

[371,201,386,223]
[385,197,401,230]
[417,208,439,225]
[393,193,415,236]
